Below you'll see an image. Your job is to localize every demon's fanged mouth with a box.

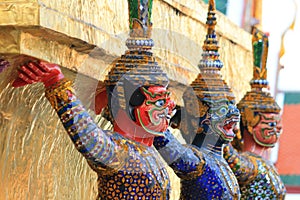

[221,116,240,138]
[152,107,172,122]
[157,113,171,119]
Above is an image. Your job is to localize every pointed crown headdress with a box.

[184,0,235,117]
[237,27,281,127]
[104,0,169,112]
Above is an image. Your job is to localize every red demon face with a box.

[134,86,175,137]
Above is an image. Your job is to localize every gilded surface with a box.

[0,0,252,199]
[0,68,98,200]
[0,1,38,25]
[0,66,180,199]
[0,0,252,101]
[0,27,20,54]
[161,0,251,51]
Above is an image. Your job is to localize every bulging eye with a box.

[155,100,165,107]
[268,122,277,127]
[216,106,227,115]
[220,107,227,114]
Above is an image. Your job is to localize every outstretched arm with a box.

[12,61,117,168]
[223,143,258,184]
[154,129,205,179]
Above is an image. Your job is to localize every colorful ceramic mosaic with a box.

[154,131,240,200]
[105,1,168,114]
[154,0,240,199]
[44,82,170,199]
[237,27,281,142]
[224,144,286,200]
[12,0,174,199]
[223,27,286,199]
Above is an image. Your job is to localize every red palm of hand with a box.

[12,61,64,88]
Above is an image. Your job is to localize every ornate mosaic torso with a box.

[91,132,170,200]
[154,130,240,200]
[239,152,286,200]
[179,147,240,200]
[45,80,170,199]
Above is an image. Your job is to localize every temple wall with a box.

[0,0,253,199]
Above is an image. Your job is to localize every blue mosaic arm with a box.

[153,129,205,179]
[223,143,258,184]
[44,79,116,166]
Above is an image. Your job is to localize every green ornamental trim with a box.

[280,175,300,186]
[253,40,263,70]
[128,0,153,29]
[284,92,300,105]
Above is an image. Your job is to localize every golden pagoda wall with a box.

[0,0,253,199]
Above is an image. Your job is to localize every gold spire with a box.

[198,0,223,73]
[126,0,154,50]
[105,0,169,111]
[250,26,269,89]
[202,0,218,51]
[238,27,281,123]
[187,0,234,104]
